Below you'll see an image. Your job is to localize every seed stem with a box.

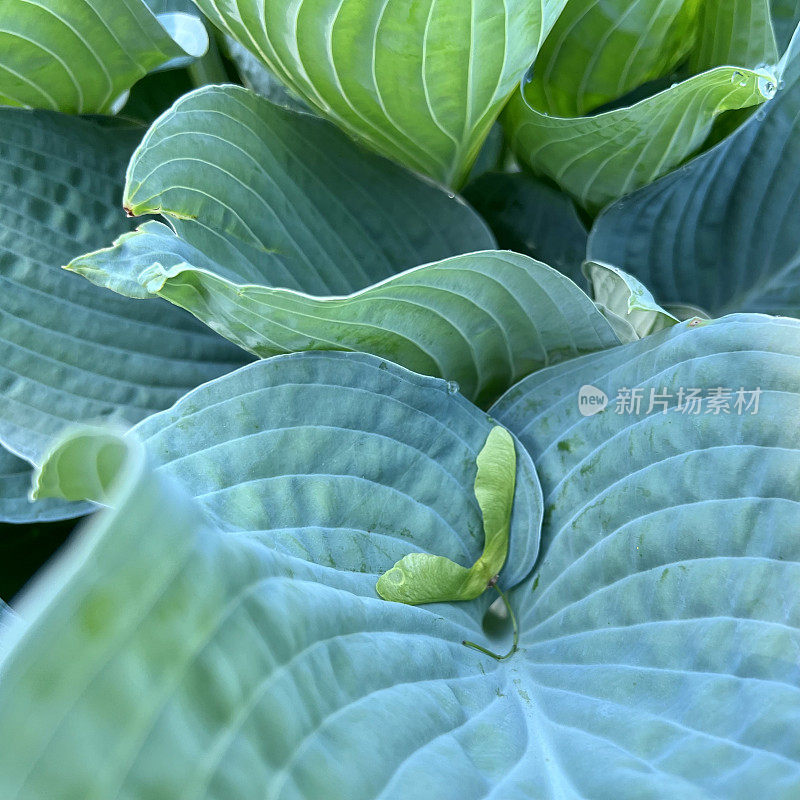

[462,584,518,661]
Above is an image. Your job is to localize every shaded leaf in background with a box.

[0,107,245,468]
[221,36,308,112]
[118,67,195,123]
[0,0,207,113]
[464,124,506,184]
[772,0,800,51]
[193,0,569,186]
[588,31,800,316]
[463,171,588,285]
[0,517,80,604]
[504,63,776,212]
[2,316,799,798]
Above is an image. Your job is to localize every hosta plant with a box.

[1,1,799,798]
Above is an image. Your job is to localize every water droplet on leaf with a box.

[758,75,777,98]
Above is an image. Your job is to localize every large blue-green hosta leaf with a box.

[36,352,543,588]
[588,30,800,316]
[192,0,568,186]
[0,0,207,114]
[2,425,525,800]
[3,317,800,797]
[489,314,800,797]
[0,108,245,471]
[70,85,619,406]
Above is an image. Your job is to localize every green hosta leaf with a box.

[0,0,207,114]
[689,0,778,72]
[35,352,544,590]
[4,316,800,797]
[377,426,516,604]
[585,261,680,342]
[504,63,776,212]
[0,107,245,465]
[71,238,621,407]
[524,0,701,117]
[69,85,619,406]
[588,30,800,316]
[192,0,568,186]
[0,447,86,524]
[2,425,516,800]
[118,85,495,296]
[463,172,589,286]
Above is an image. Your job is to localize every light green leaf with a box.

[0,107,246,465]
[588,30,800,316]
[4,316,800,797]
[585,260,680,341]
[504,63,776,211]
[71,237,621,407]
[35,352,544,590]
[0,447,86,524]
[69,85,619,406]
[463,171,589,286]
[31,430,129,508]
[192,0,568,186]
[688,0,778,72]
[0,0,207,114]
[377,426,516,604]
[117,84,495,296]
[523,0,701,117]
